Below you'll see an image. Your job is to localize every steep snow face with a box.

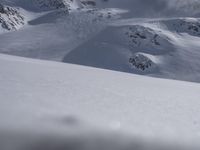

[0,54,200,149]
[0,4,25,32]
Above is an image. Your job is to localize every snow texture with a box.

[0,54,200,149]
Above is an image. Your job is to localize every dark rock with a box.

[0,4,5,13]
[129,54,153,71]
[0,4,25,31]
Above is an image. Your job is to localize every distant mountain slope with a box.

[63,18,200,82]
[0,6,124,60]
[0,0,97,33]
[0,0,96,11]
[34,0,95,10]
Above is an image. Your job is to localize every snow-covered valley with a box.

[1,0,200,149]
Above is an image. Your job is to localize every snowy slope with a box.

[0,54,200,150]
[0,6,124,60]
[0,0,200,83]
[63,18,200,82]
[0,0,97,33]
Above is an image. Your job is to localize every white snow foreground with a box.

[0,54,200,150]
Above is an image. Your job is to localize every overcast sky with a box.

[98,0,200,17]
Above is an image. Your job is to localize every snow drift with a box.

[0,54,200,150]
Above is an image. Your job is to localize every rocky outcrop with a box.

[124,26,163,49]
[81,0,96,7]
[34,0,96,11]
[0,4,5,13]
[0,4,25,31]
[35,0,70,10]
[129,53,153,71]
[163,19,200,36]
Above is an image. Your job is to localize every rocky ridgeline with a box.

[124,26,163,49]
[35,0,96,11]
[81,0,96,7]
[125,19,200,71]
[0,3,25,31]
[0,0,97,32]
[35,0,69,9]
[163,19,200,36]
[122,26,165,71]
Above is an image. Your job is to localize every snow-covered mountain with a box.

[0,0,99,32]
[1,0,96,11]
[63,18,200,82]
[0,0,200,82]
[0,0,97,32]
[34,0,96,10]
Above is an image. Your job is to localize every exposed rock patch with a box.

[129,53,154,71]
[0,4,25,31]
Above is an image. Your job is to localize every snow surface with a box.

[1,1,200,149]
[0,54,200,149]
